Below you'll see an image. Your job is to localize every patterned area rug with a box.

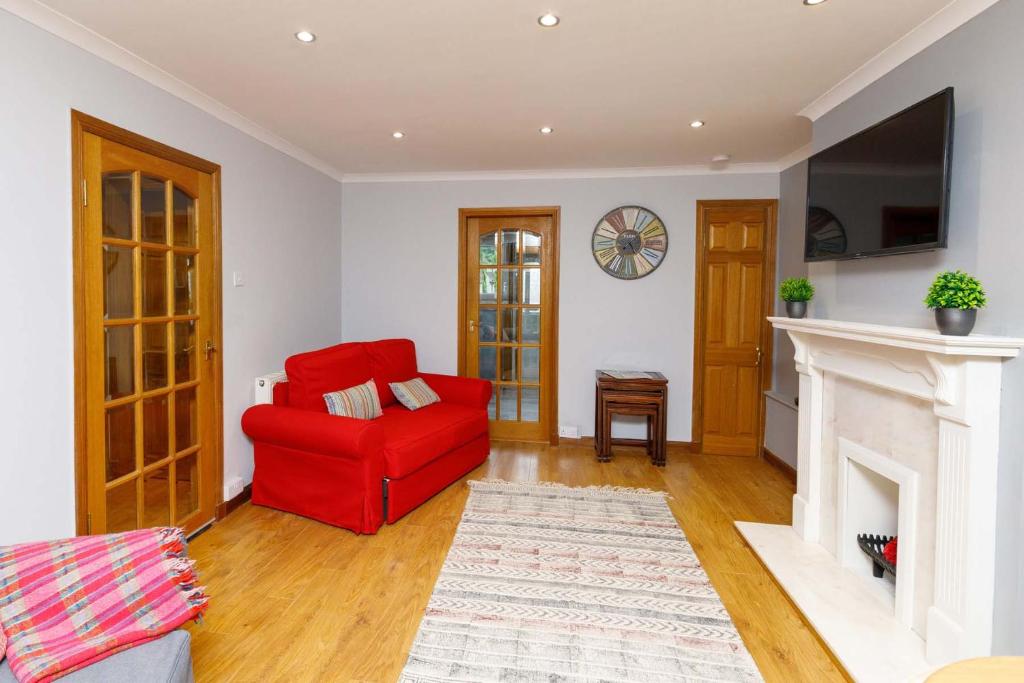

[399,480,762,682]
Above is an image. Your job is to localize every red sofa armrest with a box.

[241,404,385,459]
[418,373,492,410]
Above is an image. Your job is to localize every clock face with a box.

[592,206,668,280]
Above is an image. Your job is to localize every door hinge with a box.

[86,512,93,534]
[82,179,88,206]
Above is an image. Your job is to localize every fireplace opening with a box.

[842,459,899,603]
[836,436,920,630]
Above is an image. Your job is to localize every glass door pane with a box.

[143,466,170,527]
[104,404,135,481]
[175,452,199,521]
[106,479,138,533]
[102,173,132,239]
[103,244,134,319]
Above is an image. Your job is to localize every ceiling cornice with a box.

[797,0,1001,121]
[6,0,992,181]
[341,163,783,184]
[775,143,814,172]
[0,0,347,182]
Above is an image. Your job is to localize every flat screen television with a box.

[804,88,954,261]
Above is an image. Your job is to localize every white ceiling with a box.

[36,0,956,175]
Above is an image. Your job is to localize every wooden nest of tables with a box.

[594,370,668,466]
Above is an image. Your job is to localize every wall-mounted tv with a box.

[804,88,954,262]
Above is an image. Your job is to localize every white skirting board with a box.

[735,521,937,683]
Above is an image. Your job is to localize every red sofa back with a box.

[281,339,419,412]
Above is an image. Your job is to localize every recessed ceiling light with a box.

[538,13,560,27]
[392,131,405,139]
[539,126,554,135]
[294,30,316,43]
[712,154,731,163]
[803,0,828,5]
[690,120,705,129]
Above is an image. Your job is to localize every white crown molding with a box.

[340,162,783,184]
[16,0,976,183]
[0,0,347,182]
[776,143,814,172]
[797,0,1001,122]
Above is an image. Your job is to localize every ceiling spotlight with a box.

[803,0,828,5]
[539,126,554,135]
[712,154,731,163]
[294,30,316,43]
[392,131,405,139]
[690,120,705,129]
[538,13,560,27]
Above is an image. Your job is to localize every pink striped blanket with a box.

[0,527,208,682]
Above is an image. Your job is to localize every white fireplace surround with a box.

[737,317,1024,681]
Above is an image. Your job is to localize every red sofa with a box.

[241,339,491,534]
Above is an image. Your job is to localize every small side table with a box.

[594,371,668,466]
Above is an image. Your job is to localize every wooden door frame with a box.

[71,110,224,534]
[457,206,560,445]
[690,199,778,455]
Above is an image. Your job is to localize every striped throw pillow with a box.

[323,379,383,419]
[389,377,440,411]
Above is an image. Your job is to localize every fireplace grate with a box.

[857,534,896,578]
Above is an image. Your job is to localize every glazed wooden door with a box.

[75,115,221,535]
[693,200,777,456]
[460,208,559,443]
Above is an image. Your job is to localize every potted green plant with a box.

[779,277,814,319]
[924,270,987,336]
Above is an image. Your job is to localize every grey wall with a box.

[764,160,808,468]
[341,173,779,443]
[770,0,1024,652]
[773,161,809,402]
[0,10,344,544]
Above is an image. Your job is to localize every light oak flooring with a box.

[185,442,847,682]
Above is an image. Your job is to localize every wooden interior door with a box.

[693,200,777,457]
[74,113,222,535]
[460,208,560,444]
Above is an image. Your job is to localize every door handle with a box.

[205,340,217,360]
[755,346,762,367]
[469,320,476,333]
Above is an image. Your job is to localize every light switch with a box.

[232,271,245,287]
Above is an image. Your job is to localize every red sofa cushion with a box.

[284,342,371,412]
[366,339,419,407]
[377,403,488,478]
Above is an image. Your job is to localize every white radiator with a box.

[254,371,287,405]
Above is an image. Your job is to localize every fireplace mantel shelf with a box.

[768,317,1024,357]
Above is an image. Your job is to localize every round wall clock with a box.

[591,205,668,280]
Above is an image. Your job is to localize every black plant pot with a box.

[785,301,808,319]
[934,308,977,336]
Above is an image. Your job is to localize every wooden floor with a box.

[185,442,846,682]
